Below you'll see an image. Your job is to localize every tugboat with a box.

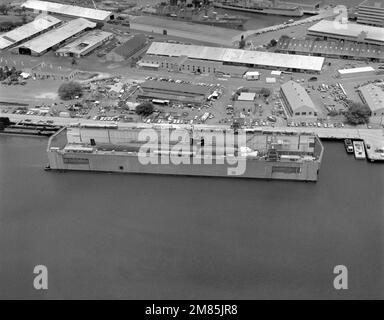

[344,139,354,154]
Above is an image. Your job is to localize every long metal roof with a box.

[16,18,96,54]
[21,0,112,21]
[146,42,325,72]
[338,66,375,75]
[141,80,211,96]
[0,15,61,50]
[308,20,384,45]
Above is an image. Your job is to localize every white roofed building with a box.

[21,0,114,21]
[142,42,325,73]
[55,30,113,58]
[0,15,61,50]
[337,66,376,78]
[358,84,384,117]
[281,80,322,119]
[238,92,256,101]
[12,18,96,56]
[307,19,384,46]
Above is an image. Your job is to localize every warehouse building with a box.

[276,37,384,62]
[0,15,61,50]
[56,30,114,58]
[25,62,80,81]
[356,0,384,27]
[307,19,384,46]
[21,0,114,21]
[139,54,222,75]
[137,80,213,106]
[358,84,384,117]
[281,80,321,119]
[106,34,147,62]
[141,42,325,73]
[12,18,96,56]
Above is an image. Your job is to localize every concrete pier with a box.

[1,112,383,161]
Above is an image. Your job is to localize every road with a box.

[233,5,346,43]
[2,112,383,143]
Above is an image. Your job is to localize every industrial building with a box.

[307,19,384,46]
[337,66,376,78]
[215,65,249,78]
[280,80,321,119]
[356,0,384,27]
[55,30,114,58]
[12,18,96,56]
[21,0,114,21]
[106,34,147,62]
[238,92,257,101]
[358,84,384,117]
[0,15,61,50]
[24,63,80,81]
[140,42,325,73]
[137,80,213,105]
[275,37,384,62]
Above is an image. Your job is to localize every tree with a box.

[135,102,154,116]
[0,21,14,31]
[0,117,10,130]
[0,117,10,126]
[0,4,9,15]
[344,100,371,125]
[269,39,278,47]
[239,39,246,49]
[259,87,271,97]
[58,82,83,100]
[96,22,104,29]
[238,34,246,49]
[118,100,127,109]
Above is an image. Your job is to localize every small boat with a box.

[353,141,366,160]
[344,139,354,154]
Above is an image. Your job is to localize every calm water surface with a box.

[0,136,383,299]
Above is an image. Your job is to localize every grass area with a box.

[0,78,64,106]
[0,14,22,23]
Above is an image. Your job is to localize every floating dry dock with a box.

[47,124,324,182]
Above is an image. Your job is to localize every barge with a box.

[46,123,324,182]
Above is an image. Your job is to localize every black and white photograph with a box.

[0,0,383,303]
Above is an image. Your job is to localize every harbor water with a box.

[0,135,383,299]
